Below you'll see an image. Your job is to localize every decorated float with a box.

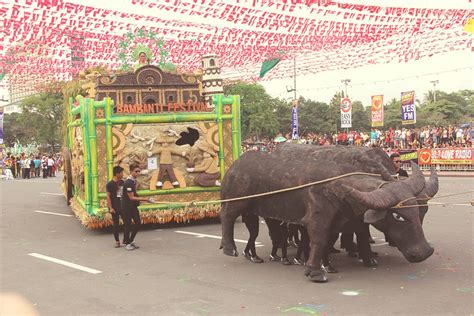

[63,36,241,228]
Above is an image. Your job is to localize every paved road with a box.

[1,174,473,315]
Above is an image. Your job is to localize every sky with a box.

[260,50,473,105]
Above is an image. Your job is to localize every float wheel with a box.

[63,149,73,205]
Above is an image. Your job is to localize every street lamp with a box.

[286,56,297,101]
[430,80,439,102]
[341,79,351,98]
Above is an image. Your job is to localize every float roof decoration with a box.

[1,0,472,94]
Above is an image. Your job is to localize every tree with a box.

[383,98,403,128]
[274,98,292,135]
[224,81,280,139]
[419,89,473,125]
[351,100,370,131]
[19,91,64,152]
[3,112,35,146]
[298,97,332,134]
[328,91,345,132]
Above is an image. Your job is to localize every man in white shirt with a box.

[47,156,54,177]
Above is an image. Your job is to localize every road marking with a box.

[34,210,73,217]
[28,253,102,274]
[429,202,471,207]
[174,230,264,247]
[16,180,62,184]
[40,192,63,196]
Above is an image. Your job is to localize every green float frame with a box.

[66,94,241,217]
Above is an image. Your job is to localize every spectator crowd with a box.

[2,153,62,179]
[244,125,472,153]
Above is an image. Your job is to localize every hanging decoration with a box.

[0,1,472,97]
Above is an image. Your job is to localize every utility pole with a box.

[293,55,296,101]
[430,80,439,102]
[341,79,351,98]
[286,55,297,101]
[285,55,299,141]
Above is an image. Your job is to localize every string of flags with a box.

[1,1,472,97]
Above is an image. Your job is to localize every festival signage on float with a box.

[115,101,209,114]
[371,95,384,127]
[340,98,352,128]
[291,100,299,140]
[418,148,474,165]
[401,91,416,125]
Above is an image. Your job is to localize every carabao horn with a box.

[404,162,426,196]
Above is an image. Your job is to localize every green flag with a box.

[259,58,281,78]
[0,72,5,81]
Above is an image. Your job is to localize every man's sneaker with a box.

[250,255,264,263]
[172,181,179,186]
[242,251,251,259]
[157,181,163,187]
[292,258,305,265]
[125,244,135,251]
[114,241,121,248]
[269,254,281,262]
[130,242,140,249]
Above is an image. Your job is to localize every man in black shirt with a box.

[390,153,409,177]
[106,166,125,248]
[122,164,152,251]
[385,152,409,247]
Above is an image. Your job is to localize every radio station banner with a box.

[418,148,474,165]
[401,91,416,125]
[371,95,384,127]
[340,98,352,128]
[291,103,299,140]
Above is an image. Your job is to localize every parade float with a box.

[63,34,241,228]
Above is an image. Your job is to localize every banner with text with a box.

[418,148,474,165]
[291,104,299,140]
[340,98,352,128]
[401,91,416,125]
[371,95,384,127]
[399,149,418,164]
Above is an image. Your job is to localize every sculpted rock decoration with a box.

[187,142,221,187]
[148,130,188,188]
[112,123,223,190]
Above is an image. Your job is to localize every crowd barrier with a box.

[400,148,474,172]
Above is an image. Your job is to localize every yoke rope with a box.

[429,190,474,200]
[145,172,381,207]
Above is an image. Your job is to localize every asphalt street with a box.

[1,173,473,316]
